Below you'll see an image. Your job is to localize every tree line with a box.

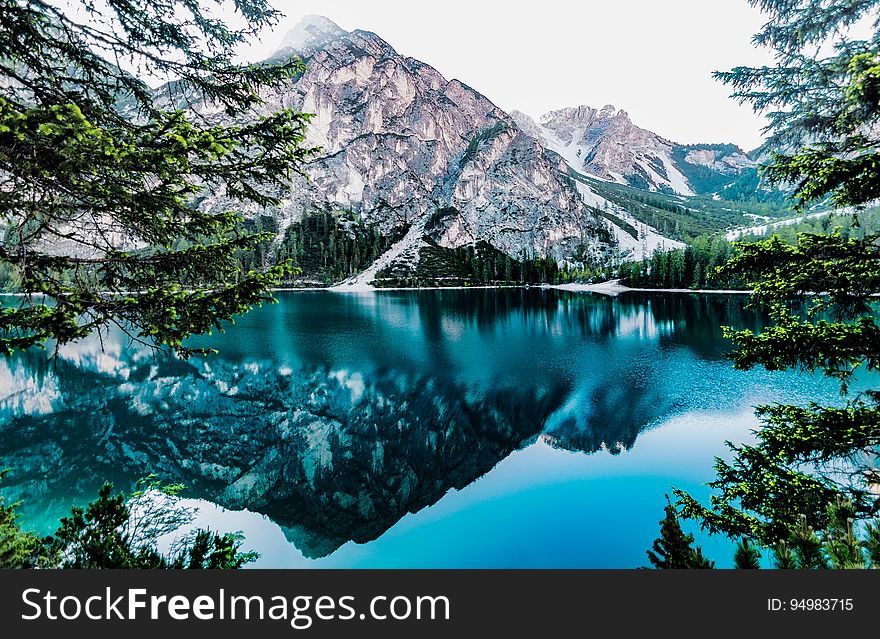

[373,240,566,287]
[616,235,740,289]
[276,211,399,285]
[1,474,256,569]
[617,206,880,291]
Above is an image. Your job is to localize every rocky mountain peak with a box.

[276,14,348,56]
[598,104,620,118]
[518,99,760,203]
[525,104,691,194]
[196,19,618,273]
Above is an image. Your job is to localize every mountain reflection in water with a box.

[0,290,837,562]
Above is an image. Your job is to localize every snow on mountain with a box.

[511,108,686,259]
[334,221,426,290]
[684,148,753,173]
[511,107,756,199]
[512,106,694,196]
[571,179,685,260]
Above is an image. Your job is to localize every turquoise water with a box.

[0,289,857,567]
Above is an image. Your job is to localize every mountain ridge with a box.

[198,15,622,285]
[511,106,757,198]
[186,15,785,284]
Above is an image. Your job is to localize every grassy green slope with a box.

[568,170,801,243]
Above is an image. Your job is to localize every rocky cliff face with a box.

[196,15,615,274]
[511,107,756,197]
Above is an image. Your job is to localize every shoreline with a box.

[0,282,754,297]
[272,281,753,296]
[546,282,752,296]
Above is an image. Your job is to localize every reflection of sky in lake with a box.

[0,289,865,568]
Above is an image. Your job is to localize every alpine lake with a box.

[0,288,866,568]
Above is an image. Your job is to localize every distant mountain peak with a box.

[276,15,347,56]
[515,103,758,198]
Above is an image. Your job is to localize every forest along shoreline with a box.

[0,283,752,298]
[271,280,754,296]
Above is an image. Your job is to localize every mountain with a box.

[193,15,621,286]
[511,107,757,198]
[184,15,795,280]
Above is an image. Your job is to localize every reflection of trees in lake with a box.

[0,291,765,557]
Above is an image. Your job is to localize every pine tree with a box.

[716,0,880,210]
[675,0,880,551]
[0,470,41,568]
[1,475,257,568]
[822,498,866,569]
[0,1,316,357]
[734,538,761,569]
[863,521,880,567]
[692,262,703,289]
[771,539,796,569]
[646,498,714,569]
[789,515,829,570]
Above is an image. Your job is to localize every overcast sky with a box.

[233,0,775,151]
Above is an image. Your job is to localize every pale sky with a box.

[233,0,775,151]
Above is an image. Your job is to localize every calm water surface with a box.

[0,289,859,567]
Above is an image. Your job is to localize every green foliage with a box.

[374,239,564,288]
[616,209,880,291]
[594,207,639,240]
[782,516,828,569]
[644,503,880,570]
[670,0,880,569]
[754,208,880,243]
[734,538,762,569]
[555,261,616,285]
[0,470,41,568]
[172,529,258,569]
[765,507,880,569]
[717,0,880,210]
[571,172,794,244]
[771,539,796,569]
[277,211,399,286]
[0,473,257,569]
[864,520,880,566]
[617,235,742,290]
[646,498,714,569]
[0,0,317,357]
[45,483,165,569]
[822,498,866,569]
[232,215,281,279]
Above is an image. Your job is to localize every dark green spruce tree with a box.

[733,539,761,569]
[646,498,714,569]
[674,0,880,559]
[0,0,314,568]
[1,474,258,568]
[0,0,317,357]
[0,470,41,568]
